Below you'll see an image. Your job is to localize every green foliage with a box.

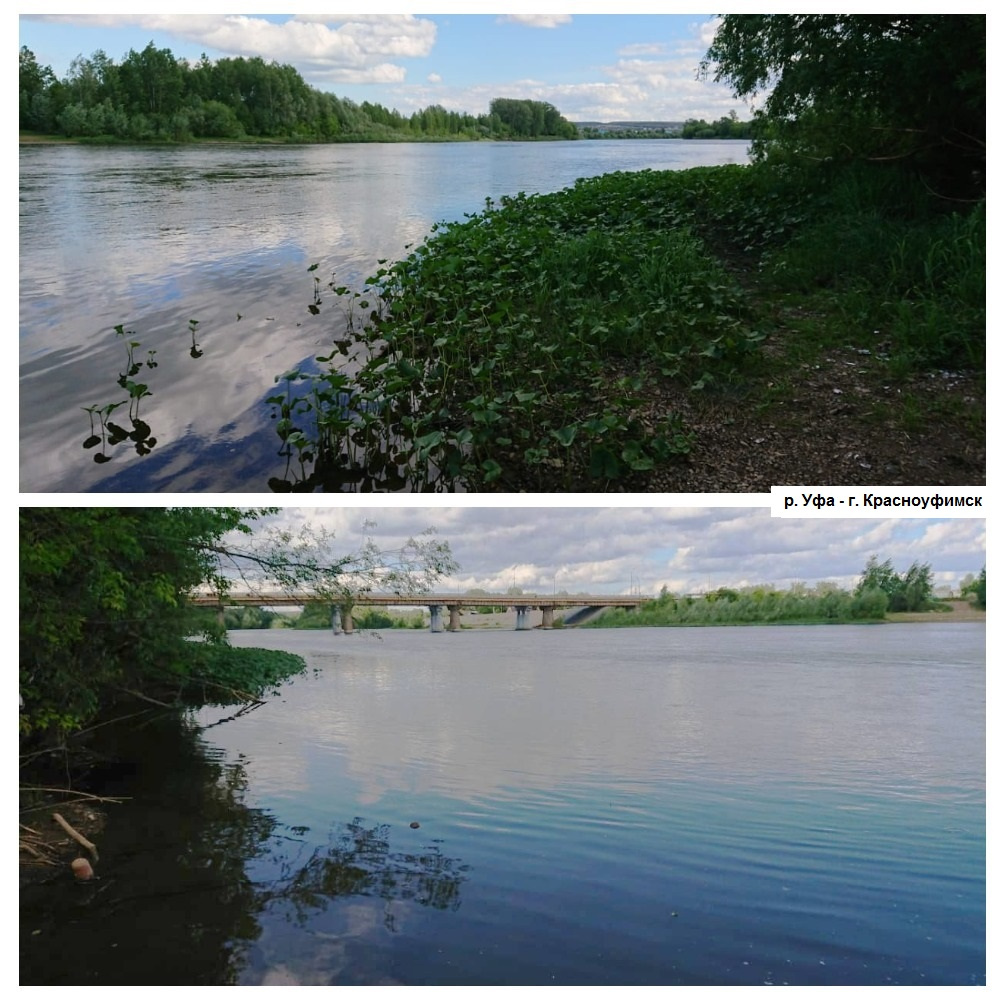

[850,588,890,620]
[20,509,455,743]
[222,606,283,630]
[294,603,336,630]
[681,113,753,140]
[354,608,398,630]
[762,169,985,368]
[854,555,934,612]
[19,45,57,129]
[963,567,986,610]
[180,644,307,706]
[294,604,424,629]
[488,98,577,139]
[581,126,680,140]
[703,15,985,198]
[19,507,300,741]
[268,150,982,491]
[18,45,578,145]
[274,167,766,490]
[591,583,881,627]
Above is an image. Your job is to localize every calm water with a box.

[20,623,984,986]
[19,140,749,493]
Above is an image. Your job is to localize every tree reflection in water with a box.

[261,817,466,922]
[19,713,468,986]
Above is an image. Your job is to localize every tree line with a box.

[592,556,985,629]
[579,114,753,141]
[680,112,753,140]
[19,43,577,143]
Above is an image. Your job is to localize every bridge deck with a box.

[190,592,652,609]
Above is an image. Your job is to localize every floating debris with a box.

[71,857,94,881]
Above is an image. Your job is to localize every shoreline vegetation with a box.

[585,596,982,630]
[23,17,984,492]
[262,16,983,493]
[19,43,580,144]
[19,506,459,875]
[265,157,983,492]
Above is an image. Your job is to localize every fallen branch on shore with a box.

[52,811,100,863]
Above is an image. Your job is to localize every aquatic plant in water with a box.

[80,320,202,464]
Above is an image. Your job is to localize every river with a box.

[19,139,749,493]
[19,622,985,986]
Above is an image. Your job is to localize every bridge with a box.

[190,592,653,633]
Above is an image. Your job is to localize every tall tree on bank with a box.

[702,15,985,198]
[19,44,57,130]
[19,508,456,745]
[854,554,934,612]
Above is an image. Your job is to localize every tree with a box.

[963,567,986,610]
[19,509,456,744]
[19,46,56,129]
[899,560,934,612]
[854,554,933,612]
[702,15,985,196]
[118,42,185,118]
[855,555,900,603]
[488,98,577,139]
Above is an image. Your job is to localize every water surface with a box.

[19,140,749,492]
[20,623,984,985]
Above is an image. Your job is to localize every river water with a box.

[20,623,984,986]
[19,139,749,493]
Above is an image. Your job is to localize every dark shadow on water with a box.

[19,713,469,986]
[83,355,327,492]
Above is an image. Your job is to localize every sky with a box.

[18,12,756,123]
[247,507,985,598]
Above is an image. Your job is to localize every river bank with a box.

[273,159,984,492]
[20,147,983,492]
[885,599,984,623]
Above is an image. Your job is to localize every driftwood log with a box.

[52,812,99,863]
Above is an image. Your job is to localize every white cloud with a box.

[29,13,437,84]
[618,43,665,57]
[382,18,751,122]
[496,15,572,29]
[311,63,408,86]
[260,509,984,600]
[427,72,442,84]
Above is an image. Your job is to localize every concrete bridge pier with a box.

[331,607,343,634]
[342,607,354,634]
[541,607,554,629]
[428,604,444,633]
[515,605,531,630]
[448,605,462,631]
